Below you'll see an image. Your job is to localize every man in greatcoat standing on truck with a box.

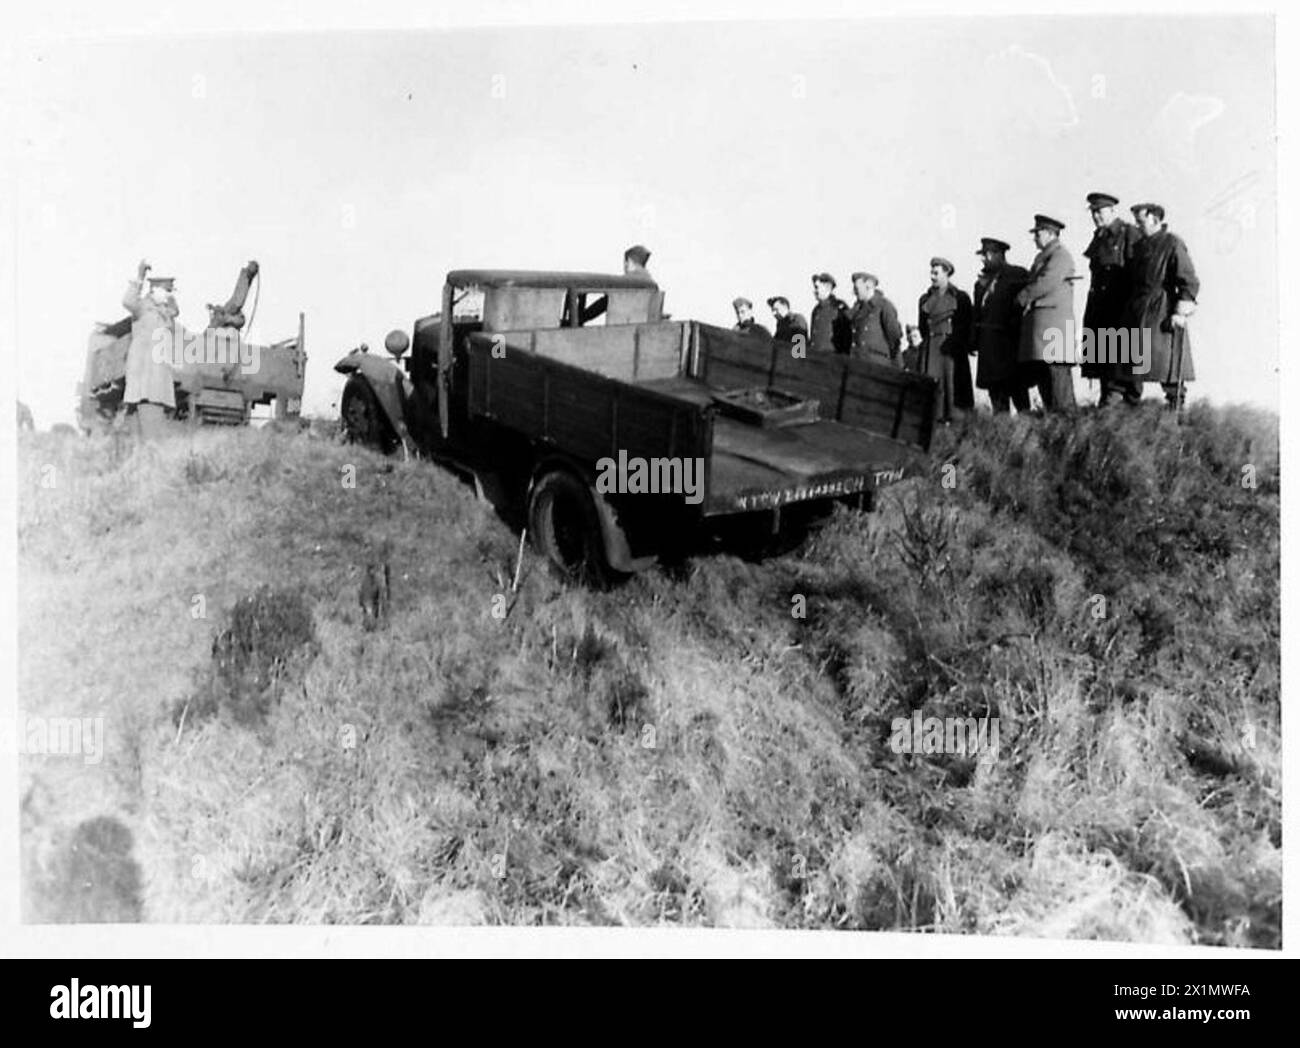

[1081,192,1144,406]
[971,237,1031,414]
[917,257,973,424]
[122,258,179,439]
[1122,203,1201,409]
[1016,215,1077,412]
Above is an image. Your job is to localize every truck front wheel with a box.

[341,376,400,454]
[528,470,625,588]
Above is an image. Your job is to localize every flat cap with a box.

[623,244,651,264]
[811,272,836,287]
[929,257,955,274]
[1130,202,1165,220]
[1086,192,1120,209]
[766,295,790,308]
[977,237,1010,254]
[1030,214,1065,233]
[732,296,753,310]
[851,271,879,284]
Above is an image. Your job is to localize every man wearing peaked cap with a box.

[623,244,651,275]
[1016,213,1077,411]
[1122,203,1201,409]
[1083,191,1143,406]
[731,296,772,340]
[849,271,903,364]
[809,273,851,354]
[917,256,974,423]
[767,295,809,346]
[972,237,1031,414]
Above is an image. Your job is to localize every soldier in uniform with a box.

[917,257,974,424]
[809,273,852,355]
[623,244,653,280]
[767,296,808,347]
[971,237,1031,414]
[732,297,772,339]
[122,258,179,439]
[1082,192,1144,405]
[848,272,903,364]
[902,324,924,372]
[1016,215,1077,412]
[1122,203,1200,409]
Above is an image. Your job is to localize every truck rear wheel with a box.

[341,376,400,454]
[528,470,624,587]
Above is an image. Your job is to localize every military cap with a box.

[851,271,879,284]
[147,275,176,287]
[732,296,753,310]
[811,272,836,287]
[767,295,790,308]
[1030,214,1065,233]
[1130,202,1165,221]
[977,237,1010,254]
[623,244,651,265]
[1086,192,1120,209]
[929,257,955,275]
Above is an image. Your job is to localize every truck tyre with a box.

[528,470,625,587]
[341,376,400,454]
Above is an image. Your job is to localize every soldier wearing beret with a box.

[1082,193,1144,406]
[767,296,809,348]
[732,297,772,340]
[917,257,974,423]
[971,237,1031,413]
[809,273,852,355]
[1016,215,1077,412]
[1122,203,1200,409]
[849,272,903,364]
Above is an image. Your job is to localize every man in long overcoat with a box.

[1082,192,1144,405]
[971,237,1030,413]
[1122,203,1200,408]
[918,257,973,424]
[122,258,179,438]
[1016,215,1077,412]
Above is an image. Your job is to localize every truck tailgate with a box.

[705,416,923,515]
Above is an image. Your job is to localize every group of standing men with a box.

[730,193,1202,422]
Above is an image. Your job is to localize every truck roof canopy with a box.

[446,269,659,291]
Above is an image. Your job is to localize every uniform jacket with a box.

[972,263,1029,388]
[1122,227,1199,384]
[773,312,809,346]
[1016,238,1076,364]
[849,290,903,363]
[810,296,852,355]
[1082,219,1142,379]
[122,280,178,408]
[917,284,973,379]
[733,319,773,340]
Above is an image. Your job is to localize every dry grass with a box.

[17,403,1280,944]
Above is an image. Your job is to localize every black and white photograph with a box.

[1,0,1292,981]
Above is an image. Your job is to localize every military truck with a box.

[336,269,937,583]
[78,262,307,431]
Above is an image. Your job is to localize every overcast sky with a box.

[7,13,1276,425]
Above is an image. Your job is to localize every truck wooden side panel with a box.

[465,332,712,470]
[693,323,936,451]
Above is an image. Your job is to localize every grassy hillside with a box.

[18,402,1280,944]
